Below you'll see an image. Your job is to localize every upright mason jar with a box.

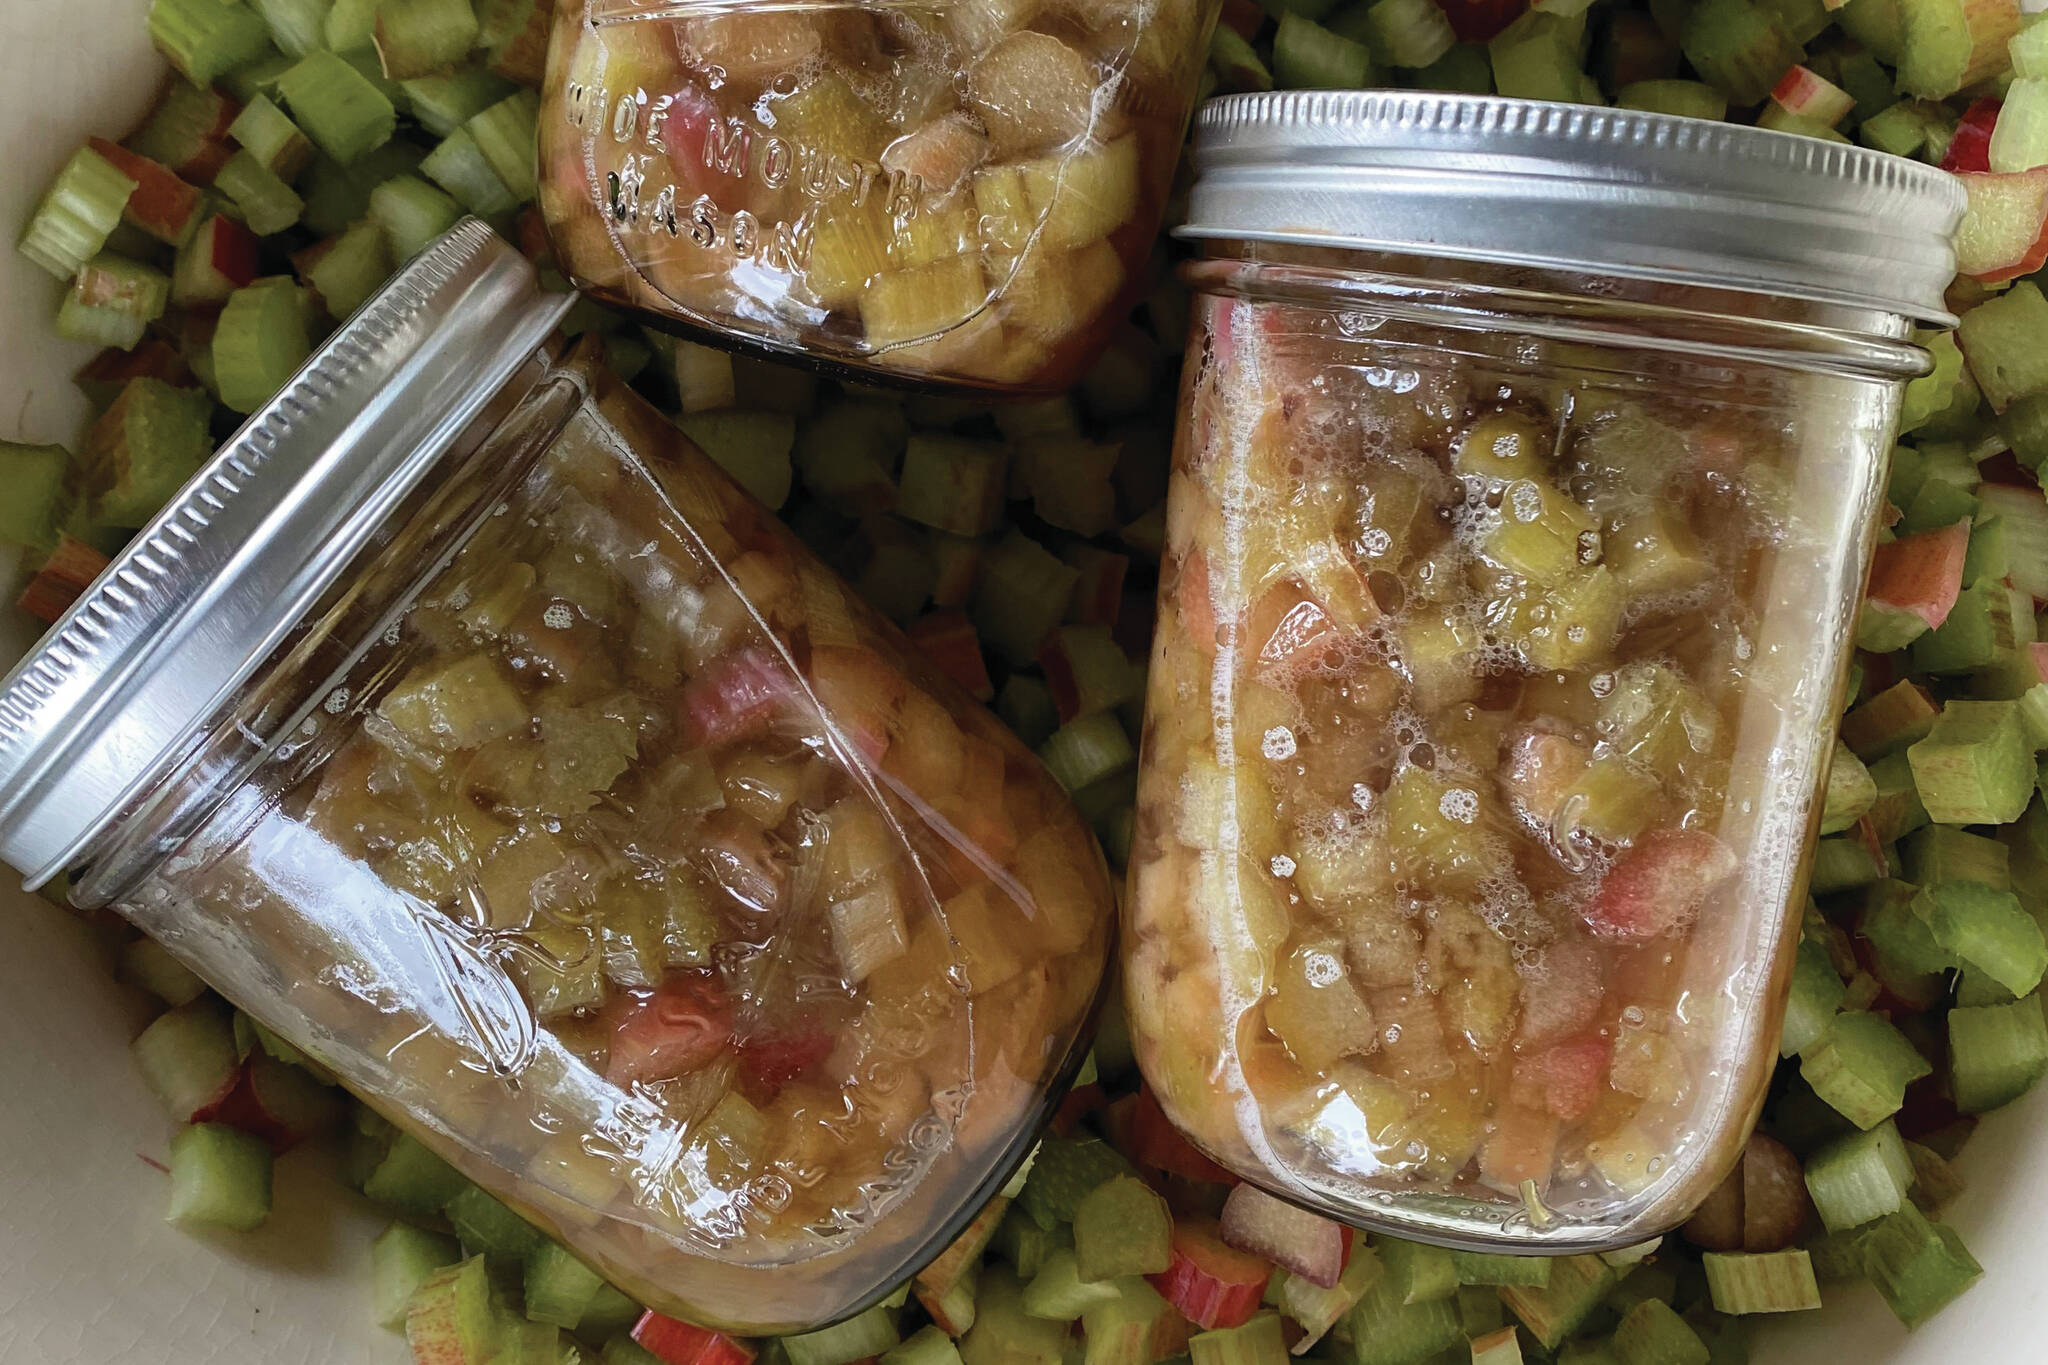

[535,0,1218,394]
[0,223,1113,1331]
[1124,93,1965,1252]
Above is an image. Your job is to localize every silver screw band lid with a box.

[0,221,574,889]
[1179,91,1968,326]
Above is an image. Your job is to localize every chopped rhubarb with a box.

[679,645,793,747]
[1440,0,1529,42]
[1866,520,1971,634]
[908,609,994,701]
[633,1312,757,1365]
[1943,99,2004,174]
[916,1195,1010,1300]
[1582,829,1739,942]
[1511,1037,1611,1123]
[1148,1218,1272,1330]
[87,138,203,245]
[1771,65,1856,127]
[1218,1182,1346,1289]
[735,1027,835,1103]
[1121,1086,1236,1183]
[201,1053,344,1152]
[75,339,195,403]
[19,536,111,624]
[1953,168,2048,283]
[172,212,262,307]
[603,975,733,1088]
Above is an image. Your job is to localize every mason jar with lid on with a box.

[0,222,1114,1332]
[1123,92,1966,1252]
[535,0,1217,394]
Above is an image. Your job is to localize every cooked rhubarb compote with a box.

[537,0,1216,392]
[1126,248,1896,1248]
[141,350,1111,1329]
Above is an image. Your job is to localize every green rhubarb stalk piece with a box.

[1860,1204,1982,1327]
[1500,1255,1617,1350]
[1819,741,1877,835]
[405,1256,496,1365]
[1611,1298,1710,1364]
[1841,680,1941,760]
[372,1221,461,1329]
[1916,880,2048,996]
[1799,1011,1933,1129]
[1902,822,2011,888]
[1803,1119,1915,1232]
[19,146,135,281]
[1188,1311,1288,1365]
[1345,1273,1464,1365]
[1908,698,2036,824]
[1949,995,2048,1112]
[1780,938,1847,1059]
[166,1122,274,1230]
[1072,1175,1172,1282]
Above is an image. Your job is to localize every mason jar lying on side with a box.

[0,223,1113,1332]
[1124,93,1965,1253]
[535,0,1217,394]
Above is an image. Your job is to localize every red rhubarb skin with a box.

[1581,829,1739,942]
[1147,1221,1272,1330]
[632,1312,758,1365]
[1943,99,2003,174]
[1863,520,1970,631]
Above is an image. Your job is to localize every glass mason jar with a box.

[534,0,1218,395]
[1124,93,1966,1253]
[0,223,1113,1331]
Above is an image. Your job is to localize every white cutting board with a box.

[0,5,2041,1362]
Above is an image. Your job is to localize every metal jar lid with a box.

[0,220,573,890]
[1180,91,1969,325]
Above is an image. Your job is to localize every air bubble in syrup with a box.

[1262,726,1298,760]
[1302,949,1343,987]
[1439,787,1479,824]
[323,687,350,714]
[542,603,575,630]
[1270,853,1297,878]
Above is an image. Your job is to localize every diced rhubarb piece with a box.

[1582,829,1738,942]
[916,1195,1009,1300]
[1899,0,2022,98]
[1147,1219,1270,1330]
[127,79,241,184]
[132,1000,241,1121]
[1858,520,1971,652]
[1841,680,1941,760]
[1073,1175,1173,1282]
[172,212,262,307]
[166,1122,274,1231]
[1952,169,2048,283]
[734,1027,834,1103]
[75,339,195,405]
[1944,98,2004,172]
[87,137,203,246]
[1217,1184,1343,1290]
[908,609,994,701]
[1511,1037,1610,1122]
[1040,624,1142,722]
[405,1256,497,1364]
[1907,698,2035,825]
[18,537,111,624]
[633,1314,757,1365]
[679,646,793,747]
[1773,64,1856,126]
[1120,1086,1236,1184]
[602,975,733,1088]
[202,1052,344,1152]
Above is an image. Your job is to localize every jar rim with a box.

[1180,91,1968,328]
[0,223,572,891]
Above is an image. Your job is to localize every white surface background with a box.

[0,5,2042,1361]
